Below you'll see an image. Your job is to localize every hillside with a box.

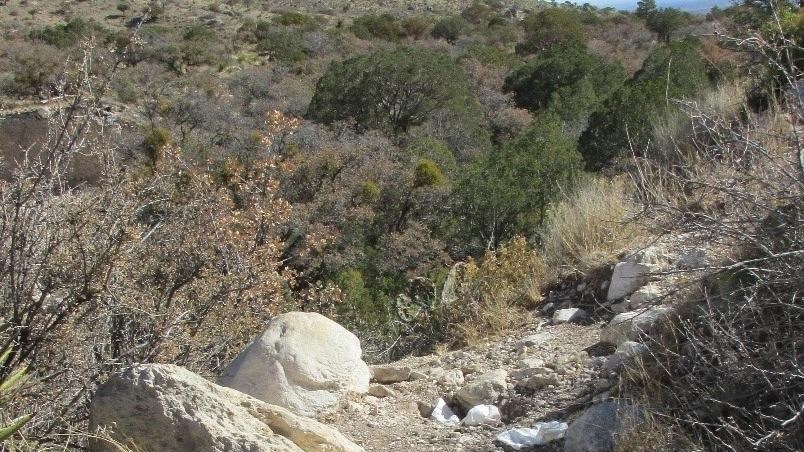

[0,0,801,450]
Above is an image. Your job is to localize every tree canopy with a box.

[579,39,712,170]
[307,47,483,137]
[504,45,625,123]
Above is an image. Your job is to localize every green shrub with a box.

[274,11,320,31]
[181,24,225,66]
[405,137,457,175]
[414,159,445,188]
[431,16,469,43]
[0,344,32,443]
[504,45,625,118]
[463,43,520,68]
[256,29,307,64]
[517,8,585,54]
[142,127,172,166]
[461,2,492,24]
[350,14,403,41]
[308,47,482,135]
[30,18,109,49]
[454,113,583,250]
[646,8,690,43]
[579,39,712,170]
[401,16,430,40]
[360,181,381,203]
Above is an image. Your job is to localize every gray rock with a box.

[367,384,396,398]
[517,332,551,348]
[430,367,464,387]
[409,371,427,381]
[564,400,644,452]
[518,373,559,390]
[510,366,553,380]
[606,249,667,301]
[515,357,546,369]
[553,308,588,324]
[456,369,508,409]
[677,248,706,269]
[370,365,411,384]
[416,400,434,418]
[616,341,649,359]
[628,284,661,307]
[600,306,675,345]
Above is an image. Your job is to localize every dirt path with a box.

[323,319,611,451]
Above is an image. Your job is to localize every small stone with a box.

[518,373,559,390]
[629,284,661,307]
[371,365,411,383]
[517,332,551,348]
[510,366,552,380]
[409,371,427,381]
[456,369,508,409]
[552,308,588,324]
[430,367,464,387]
[416,401,434,418]
[368,384,396,398]
[600,306,675,345]
[515,357,546,369]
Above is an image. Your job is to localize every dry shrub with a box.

[541,177,638,277]
[449,236,546,345]
[0,45,302,446]
[624,33,804,452]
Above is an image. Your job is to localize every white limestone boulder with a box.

[218,312,370,417]
[89,364,363,452]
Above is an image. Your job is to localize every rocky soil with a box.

[324,320,611,451]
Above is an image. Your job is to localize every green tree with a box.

[635,0,657,19]
[579,39,711,170]
[307,47,482,136]
[454,113,582,251]
[517,8,585,54]
[504,45,625,122]
[431,16,469,43]
[647,8,689,43]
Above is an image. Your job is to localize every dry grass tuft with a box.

[449,236,546,345]
[541,177,639,277]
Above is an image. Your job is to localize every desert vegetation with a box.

[0,0,801,449]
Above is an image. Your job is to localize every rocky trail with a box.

[89,240,699,452]
[326,320,608,451]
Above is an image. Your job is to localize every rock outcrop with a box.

[219,312,371,417]
[89,364,363,452]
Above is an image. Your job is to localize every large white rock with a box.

[564,401,644,452]
[89,364,363,452]
[600,306,675,345]
[218,312,370,417]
